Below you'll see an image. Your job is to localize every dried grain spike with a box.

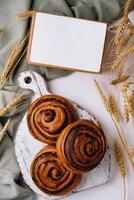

[114,20,128,47]
[110,75,129,85]
[114,142,126,178]
[111,45,134,70]
[116,29,134,54]
[109,95,120,121]
[17,11,36,18]
[122,83,130,121]
[130,148,134,158]
[0,119,10,142]
[128,93,134,117]
[94,79,111,114]
[0,94,31,117]
[124,0,133,20]
[0,34,28,89]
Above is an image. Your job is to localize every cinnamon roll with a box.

[27,95,76,144]
[56,119,106,174]
[30,145,82,195]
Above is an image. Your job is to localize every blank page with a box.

[27,12,107,73]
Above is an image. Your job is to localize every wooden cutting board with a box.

[14,70,111,200]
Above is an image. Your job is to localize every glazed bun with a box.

[27,95,76,144]
[56,119,106,174]
[30,145,82,195]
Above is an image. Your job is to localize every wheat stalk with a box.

[112,116,133,168]
[124,0,133,20]
[109,89,130,152]
[115,142,126,178]
[111,45,134,70]
[116,29,134,54]
[122,82,134,121]
[110,0,134,85]
[123,102,129,122]
[0,34,28,89]
[127,18,134,30]
[94,79,112,114]
[128,93,134,117]
[109,95,120,121]
[114,20,129,47]
[114,141,126,200]
[17,11,36,18]
[94,80,134,170]
[130,147,134,158]
[0,119,10,142]
[111,75,129,85]
[111,44,134,84]
[114,0,133,45]
[0,94,31,117]
[122,83,130,92]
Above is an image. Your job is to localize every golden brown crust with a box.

[56,119,106,174]
[27,95,76,144]
[30,145,82,196]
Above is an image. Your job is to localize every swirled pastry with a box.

[27,95,76,144]
[30,145,82,195]
[56,119,106,174]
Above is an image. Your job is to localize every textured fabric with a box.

[0,0,127,199]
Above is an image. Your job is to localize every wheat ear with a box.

[128,93,134,117]
[109,95,120,121]
[110,0,134,83]
[127,18,134,30]
[111,115,133,167]
[108,95,130,152]
[115,142,126,178]
[114,20,128,47]
[17,11,36,18]
[111,45,134,70]
[0,94,31,117]
[94,80,126,150]
[0,34,28,89]
[114,0,133,45]
[0,119,10,142]
[116,29,134,54]
[124,82,134,119]
[110,75,129,85]
[94,80,134,169]
[122,83,130,122]
[94,79,111,114]
[109,93,130,153]
[130,147,134,158]
[124,0,133,20]
[114,141,126,200]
